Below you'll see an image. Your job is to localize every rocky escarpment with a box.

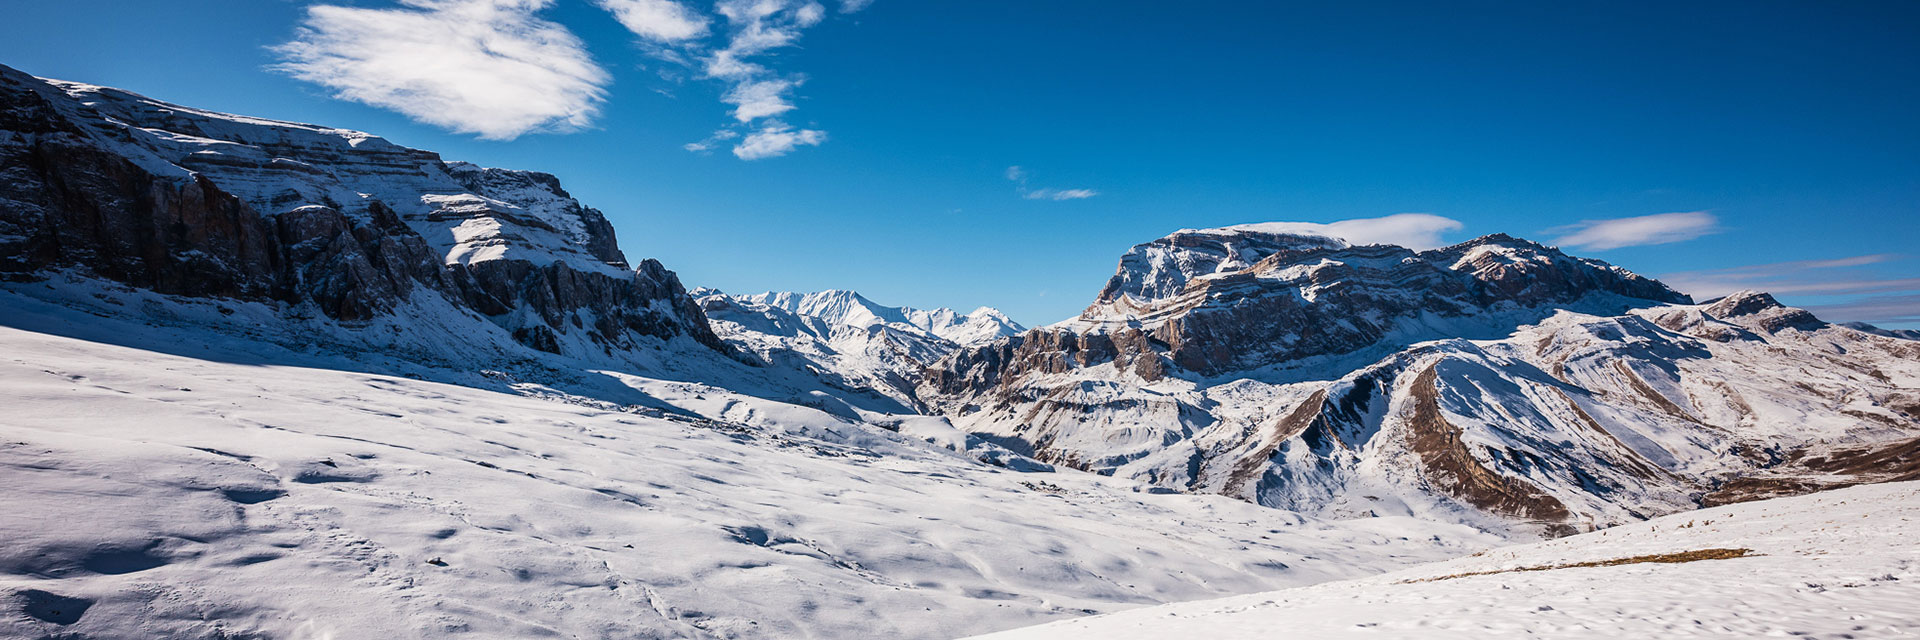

[920,224,1920,535]
[0,64,721,357]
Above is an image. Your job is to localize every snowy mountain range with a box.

[698,289,1022,410]
[2,63,1917,638]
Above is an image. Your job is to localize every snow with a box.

[970,481,1920,639]
[0,302,1496,639]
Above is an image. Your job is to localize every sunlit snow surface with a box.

[0,300,1497,639]
[973,481,1920,639]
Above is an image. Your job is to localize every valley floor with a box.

[971,481,1920,639]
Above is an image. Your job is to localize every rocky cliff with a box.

[0,63,722,359]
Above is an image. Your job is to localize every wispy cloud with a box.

[1006,165,1099,201]
[274,0,608,140]
[683,0,838,159]
[1659,254,1913,299]
[595,0,709,42]
[1548,211,1721,250]
[733,124,826,159]
[682,128,741,153]
[1228,214,1464,250]
[1807,293,1920,327]
[1024,188,1099,201]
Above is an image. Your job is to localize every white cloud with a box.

[1229,214,1464,250]
[274,0,608,140]
[1549,211,1721,251]
[1024,188,1099,201]
[723,77,799,122]
[595,0,709,42]
[733,124,825,159]
[276,0,865,155]
[1004,165,1027,182]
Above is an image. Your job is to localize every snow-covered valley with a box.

[0,300,1498,639]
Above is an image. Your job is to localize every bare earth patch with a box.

[1401,548,1754,583]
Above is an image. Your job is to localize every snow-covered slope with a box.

[971,480,1920,639]
[700,289,1022,409]
[922,226,1920,535]
[0,315,1495,640]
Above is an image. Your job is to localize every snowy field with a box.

[972,481,1920,639]
[0,314,1499,639]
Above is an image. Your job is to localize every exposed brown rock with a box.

[1220,390,1327,499]
[1405,365,1573,524]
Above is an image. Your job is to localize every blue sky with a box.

[3,1,1917,327]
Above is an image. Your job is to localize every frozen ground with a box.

[0,317,1500,639]
[972,481,1920,639]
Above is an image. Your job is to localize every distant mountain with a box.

[1843,321,1920,341]
[700,289,1022,411]
[920,224,1920,535]
[735,289,1022,347]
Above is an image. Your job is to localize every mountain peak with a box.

[1095,224,1348,305]
[1704,290,1782,316]
[1703,290,1826,332]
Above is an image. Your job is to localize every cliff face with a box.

[0,64,722,356]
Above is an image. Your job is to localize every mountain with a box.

[971,480,1920,639]
[700,289,1022,410]
[0,63,720,366]
[920,225,1920,535]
